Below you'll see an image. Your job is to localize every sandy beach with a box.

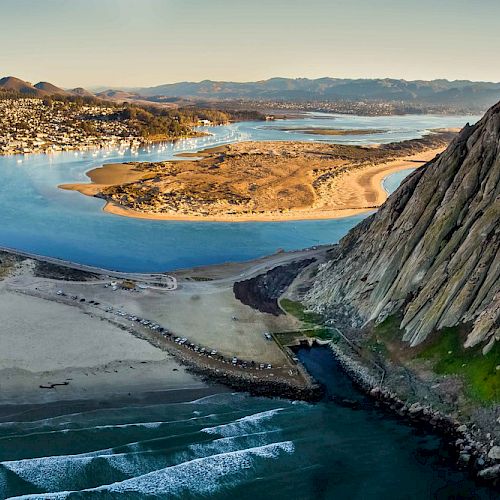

[59,137,452,222]
[59,162,149,196]
[0,247,322,405]
[0,284,207,405]
[100,148,442,222]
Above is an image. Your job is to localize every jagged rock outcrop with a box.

[305,102,500,351]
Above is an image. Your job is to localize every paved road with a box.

[0,245,177,288]
[0,244,329,289]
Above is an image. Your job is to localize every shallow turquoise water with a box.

[0,349,494,499]
[0,113,478,272]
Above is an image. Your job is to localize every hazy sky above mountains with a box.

[1,0,499,88]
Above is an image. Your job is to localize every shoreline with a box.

[326,340,500,485]
[0,246,326,407]
[0,132,209,157]
[0,245,498,485]
[0,385,227,423]
[60,144,445,223]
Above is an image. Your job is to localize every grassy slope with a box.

[280,297,498,405]
[416,326,499,404]
[279,298,334,341]
[371,316,499,405]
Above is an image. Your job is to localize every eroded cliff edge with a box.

[304,102,499,353]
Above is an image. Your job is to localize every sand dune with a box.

[60,137,452,222]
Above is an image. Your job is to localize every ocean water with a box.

[0,348,494,499]
[0,112,492,498]
[0,112,479,272]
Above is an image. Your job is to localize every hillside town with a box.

[226,99,481,116]
[0,98,142,155]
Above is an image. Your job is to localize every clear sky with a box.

[1,0,499,88]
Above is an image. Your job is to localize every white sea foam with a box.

[104,452,165,477]
[187,431,276,459]
[9,441,295,499]
[0,399,208,430]
[1,448,114,491]
[104,441,295,496]
[2,421,227,491]
[1,437,179,491]
[4,444,184,493]
[9,492,69,499]
[3,407,286,496]
[109,426,280,479]
[201,408,284,437]
[0,469,7,500]
[0,420,165,442]
[0,406,132,429]
[185,392,238,405]
[63,420,164,432]
[3,409,260,488]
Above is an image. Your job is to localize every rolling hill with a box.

[133,77,500,109]
[0,76,91,98]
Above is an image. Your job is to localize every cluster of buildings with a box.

[0,98,142,155]
[250,99,403,116]
[235,99,468,116]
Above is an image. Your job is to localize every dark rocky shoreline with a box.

[187,363,324,402]
[231,256,498,487]
[120,318,324,403]
[134,290,498,488]
[2,243,497,488]
[327,341,500,488]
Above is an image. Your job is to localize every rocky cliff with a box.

[305,102,500,352]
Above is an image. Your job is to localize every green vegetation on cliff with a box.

[279,299,334,341]
[363,315,499,404]
[363,315,402,357]
[278,302,500,411]
[417,327,500,404]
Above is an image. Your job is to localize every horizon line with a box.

[3,74,500,92]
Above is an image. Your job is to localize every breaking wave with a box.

[201,408,285,437]
[1,406,287,494]
[10,441,295,499]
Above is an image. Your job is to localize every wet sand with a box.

[59,162,148,196]
[0,286,208,405]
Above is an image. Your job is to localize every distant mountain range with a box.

[3,75,500,111]
[0,76,92,98]
[0,76,185,107]
[132,77,500,108]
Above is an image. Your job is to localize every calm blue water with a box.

[233,112,478,144]
[382,168,416,194]
[0,112,479,272]
[0,348,493,499]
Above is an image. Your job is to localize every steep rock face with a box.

[305,102,500,351]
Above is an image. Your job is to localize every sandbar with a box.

[60,137,452,221]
